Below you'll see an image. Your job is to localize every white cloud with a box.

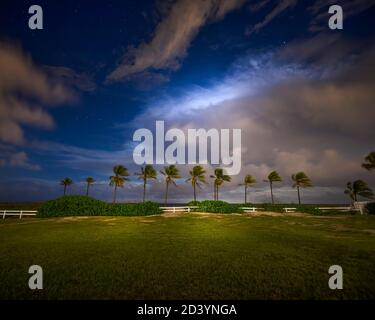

[0,42,76,145]
[246,0,297,35]
[107,0,246,81]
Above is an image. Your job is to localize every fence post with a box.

[20,210,23,219]
[3,210,6,219]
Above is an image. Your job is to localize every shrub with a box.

[197,200,243,214]
[38,196,161,217]
[253,203,322,215]
[365,202,375,215]
[107,201,162,216]
[187,200,200,206]
[294,205,322,215]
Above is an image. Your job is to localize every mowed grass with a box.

[1,214,375,300]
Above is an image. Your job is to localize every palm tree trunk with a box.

[270,181,274,204]
[113,184,117,203]
[217,184,219,201]
[245,185,247,204]
[193,183,197,202]
[213,184,216,200]
[143,179,146,203]
[165,182,169,205]
[64,185,67,196]
[86,183,89,196]
[297,186,301,205]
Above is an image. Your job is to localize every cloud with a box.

[44,66,97,92]
[113,39,375,201]
[107,0,246,81]
[0,41,76,145]
[8,151,40,170]
[0,150,40,171]
[245,0,297,35]
[248,0,270,13]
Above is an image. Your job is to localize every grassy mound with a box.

[1,214,375,299]
[38,196,161,217]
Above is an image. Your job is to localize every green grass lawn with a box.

[1,214,375,300]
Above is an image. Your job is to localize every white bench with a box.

[160,206,198,213]
[283,208,297,213]
[241,207,264,213]
[1,210,38,219]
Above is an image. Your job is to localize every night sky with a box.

[0,0,374,203]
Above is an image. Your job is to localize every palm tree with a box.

[109,165,129,203]
[160,165,181,205]
[239,175,256,204]
[85,177,95,196]
[135,164,157,202]
[186,165,206,202]
[362,152,375,171]
[291,172,312,205]
[345,180,374,203]
[210,168,231,200]
[60,177,73,196]
[264,171,282,204]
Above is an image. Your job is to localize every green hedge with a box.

[195,200,243,214]
[38,196,162,217]
[366,202,375,215]
[257,203,322,215]
[185,201,323,215]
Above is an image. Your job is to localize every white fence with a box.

[160,206,198,213]
[317,207,361,213]
[241,207,265,213]
[1,210,38,219]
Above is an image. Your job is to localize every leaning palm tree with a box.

[135,164,157,202]
[109,165,129,203]
[362,152,375,171]
[345,180,374,204]
[264,171,282,204]
[160,165,181,205]
[210,168,231,200]
[239,175,256,204]
[60,177,73,196]
[85,177,95,196]
[291,172,312,205]
[186,165,206,202]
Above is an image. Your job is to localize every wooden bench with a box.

[160,206,198,213]
[283,208,297,213]
[1,210,38,219]
[241,207,264,213]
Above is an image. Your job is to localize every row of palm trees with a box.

[60,165,312,205]
[60,151,375,205]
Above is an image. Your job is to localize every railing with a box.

[160,206,198,213]
[241,207,265,213]
[317,207,354,212]
[1,210,38,219]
